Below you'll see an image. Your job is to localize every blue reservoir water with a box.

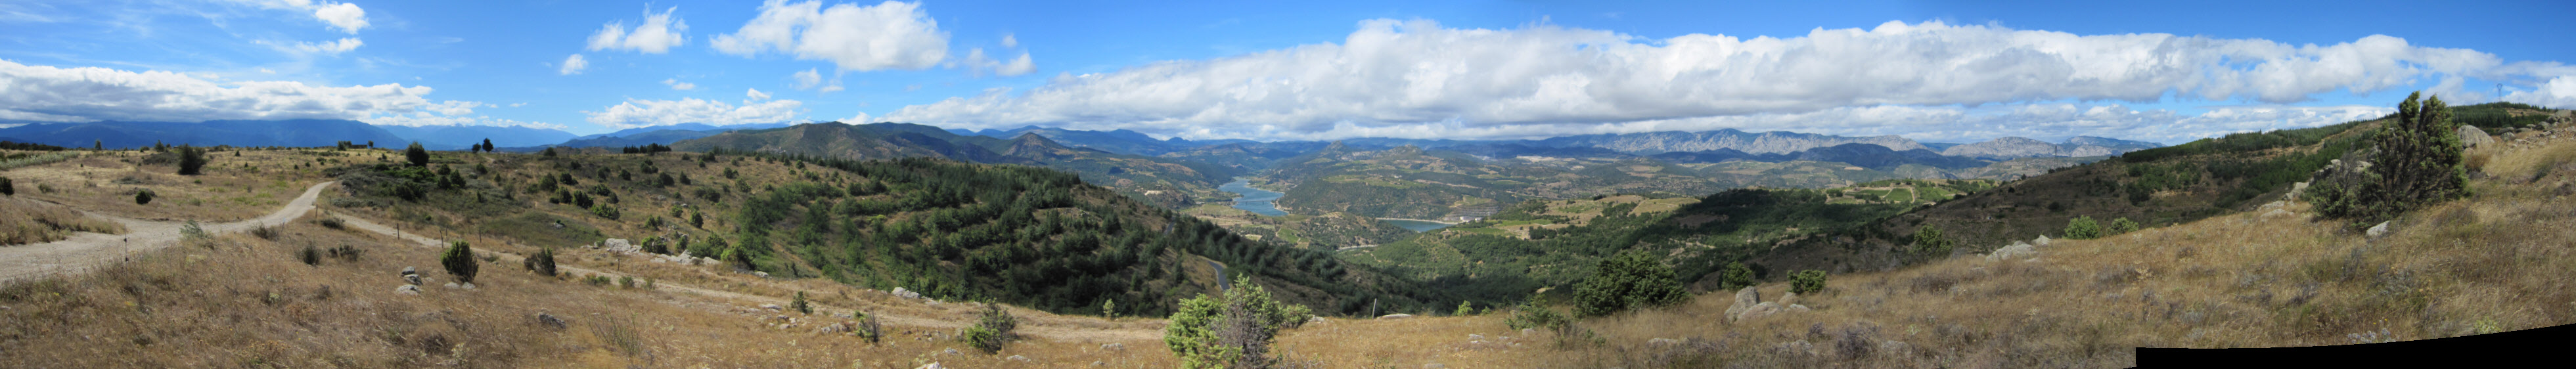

[1378,219,1457,232]
[1219,179,1287,216]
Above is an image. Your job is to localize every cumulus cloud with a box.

[1000,33,1018,48]
[746,88,772,100]
[712,0,949,71]
[587,6,689,54]
[664,78,696,91]
[2504,75,2576,108]
[585,97,805,129]
[790,68,842,92]
[235,0,369,33]
[881,19,2562,141]
[260,37,363,55]
[962,48,1035,77]
[0,58,444,122]
[559,54,588,75]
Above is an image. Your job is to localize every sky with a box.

[2,0,2572,144]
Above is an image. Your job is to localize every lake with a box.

[1218,179,1287,216]
[1377,219,1457,232]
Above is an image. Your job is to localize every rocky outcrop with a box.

[1941,136,2162,159]
[1985,241,2037,261]
[1727,288,1809,322]
[2459,125,2495,148]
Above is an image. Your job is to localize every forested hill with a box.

[672,121,1242,209]
[705,152,1449,316]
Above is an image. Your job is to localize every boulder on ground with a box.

[2459,125,2495,148]
[1378,313,1414,320]
[535,313,568,330]
[1100,343,1125,351]
[1726,287,1761,320]
[2032,235,2051,247]
[394,285,422,295]
[1985,241,2038,261]
[2367,221,2393,238]
[1779,292,1800,306]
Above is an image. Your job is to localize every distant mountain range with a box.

[374,125,578,150]
[672,122,1241,208]
[0,119,407,149]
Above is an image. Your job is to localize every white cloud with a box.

[962,48,1035,77]
[746,88,772,100]
[1000,33,1018,48]
[584,97,805,129]
[0,58,449,122]
[712,0,950,71]
[664,78,697,90]
[260,37,363,55]
[559,54,588,75]
[2504,75,2576,108]
[789,68,842,92]
[881,19,2563,141]
[234,0,369,33]
[587,7,689,54]
[840,111,873,123]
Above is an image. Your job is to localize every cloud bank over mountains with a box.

[882,19,2570,142]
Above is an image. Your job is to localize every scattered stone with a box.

[1468,334,1485,340]
[1093,361,1106,366]
[917,363,943,369]
[535,313,568,330]
[2460,125,2495,148]
[460,282,476,290]
[1100,343,1125,351]
[401,266,417,275]
[2366,221,2392,239]
[1647,337,1679,345]
[599,238,639,254]
[761,303,782,311]
[443,282,461,289]
[754,271,770,278]
[1788,304,1811,313]
[2032,235,2051,247]
[1007,355,1029,362]
[1308,316,1326,324]
[891,287,923,299]
[1735,302,1782,322]
[2263,208,2293,218]
[405,274,423,286]
[943,348,960,356]
[394,285,422,295]
[1422,364,1445,369]
[1378,314,1414,320]
[1726,286,1760,320]
[1985,241,2038,262]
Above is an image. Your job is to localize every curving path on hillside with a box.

[0,181,1162,341]
[0,181,337,282]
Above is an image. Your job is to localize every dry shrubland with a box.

[0,197,125,245]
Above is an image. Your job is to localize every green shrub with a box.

[1910,225,1955,257]
[2063,215,2102,240]
[1572,250,1687,317]
[2108,217,2140,235]
[1165,276,1309,368]
[2311,92,2470,225]
[1789,270,1828,294]
[0,176,12,196]
[964,303,1017,354]
[1504,294,1570,331]
[524,247,557,276]
[440,240,478,284]
[1717,262,1757,291]
[404,142,428,167]
[589,204,621,220]
[298,244,321,265]
[134,188,155,205]
[618,276,634,289]
[853,311,884,343]
[177,146,206,175]
[791,291,813,315]
[1455,301,1477,316]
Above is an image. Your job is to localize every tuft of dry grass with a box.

[0,197,127,245]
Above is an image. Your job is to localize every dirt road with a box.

[0,180,1163,342]
[0,181,336,282]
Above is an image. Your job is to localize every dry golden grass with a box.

[0,211,1187,368]
[3,148,337,221]
[0,196,126,245]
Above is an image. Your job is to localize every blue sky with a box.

[1,0,2570,144]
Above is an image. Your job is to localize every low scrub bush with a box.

[313,217,346,230]
[1572,250,1687,317]
[2064,216,2103,240]
[1167,276,1311,368]
[1504,295,1571,331]
[298,245,321,265]
[964,303,1018,354]
[249,225,280,240]
[134,189,155,205]
[853,311,884,343]
[440,240,478,284]
[1790,270,1829,294]
[522,248,556,276]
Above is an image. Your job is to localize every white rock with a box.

[1468,334,1485,340]
[1007,355,1029,362]
[443,282,461,289]
[460,282,476,290]
[1647,337,1679,345]
[2460,125,2495,148]
[395,285,422,295]
[1985,241,2039,262]
[1726,287,1760,320]
[2032,235,2051,247]
[2366,221,2392,238]
[916,363,942,369]
[761,303,782,311]
[1100,343,1125,351]
[1378,314,1414,320]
